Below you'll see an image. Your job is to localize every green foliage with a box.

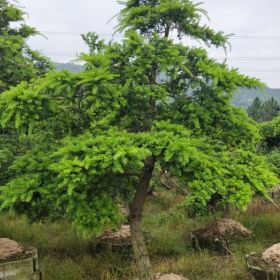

[247,97,262,121]
[0,122,200,234]
[0,0,53,93]
[0,0,277,237]
[266,149,280,177]
[0,130,21,185]
[184,149,277,214]
[259,115,280,151]
[117,0,229,47]
[257,115,280,177]
[82,32,105,55]
[248,97,280,122]
[0,0,53,188]
[259,116,280,139]
[0,66,124,137]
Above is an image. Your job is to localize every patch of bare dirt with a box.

[0,238,36,263]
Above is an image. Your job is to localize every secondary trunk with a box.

[129,157,156,280]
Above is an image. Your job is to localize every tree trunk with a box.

[130,217,153,280]
[164,25,171,38]
[129,157,156,280]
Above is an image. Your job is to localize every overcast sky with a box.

[17,0,280,88]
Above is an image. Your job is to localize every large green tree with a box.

[0,0,52,92]
[0,1,277,279]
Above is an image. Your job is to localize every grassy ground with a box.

[0,191,280,280]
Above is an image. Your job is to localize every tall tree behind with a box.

[0,0,52,185]
[247,97,262,121]
[0,0,52,92]
[248,97,280,122]
[262,97,280,122]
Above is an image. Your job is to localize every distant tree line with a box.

[231,88,280,109]
[247,97,280,122]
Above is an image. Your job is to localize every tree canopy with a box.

[0,1,278,279]
[117,0,229,45]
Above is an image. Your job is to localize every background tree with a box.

[247,97,262,121]
[0,0,53,93]
[0,0,52,185]
[262,97,280,122]
[259,116,280,150]
[0,1,278,279]
[248,97,280,122]
[258,116,280,176]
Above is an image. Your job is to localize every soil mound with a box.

[193,218,252,240]
[271,185,280,199]
[135,274,189,280]
[95,225,153,253]
[99,225,131,245]
[192,219,253,254]
[0,238,36,263]
[98,225,153,245]
[155,273,189,280]
[247,244,280,279]
[262,243,280,264]
[0,238,23,262]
